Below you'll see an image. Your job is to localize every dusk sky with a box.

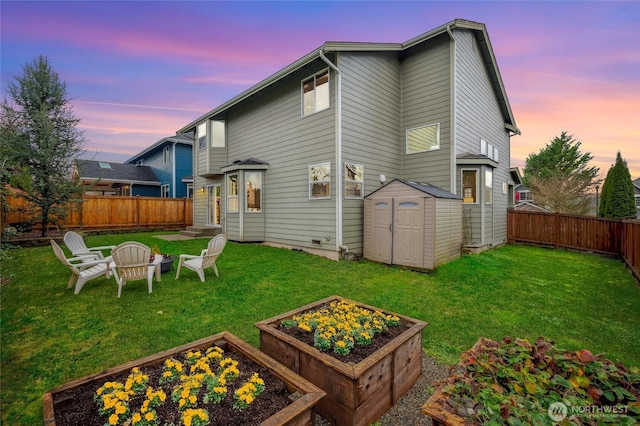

[2,1,639,179]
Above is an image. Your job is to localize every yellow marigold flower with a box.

[336,340,346,348]
[179,398,186,408]
[189,394,197,404]
[145,411,155,421]
[108,413,119,425]
[131,412,142,424]
[115,403,126,415]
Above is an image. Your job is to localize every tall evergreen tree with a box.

[598,152,636,218]
[523,132,599,214]
[2,55,85,236]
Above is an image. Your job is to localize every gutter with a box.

[319,49,345,255]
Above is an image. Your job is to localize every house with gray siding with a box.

[177,19,520,260]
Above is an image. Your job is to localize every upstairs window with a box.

[211,120,225,148]
[344,162,363,199]
[302,70,329,116]
[406,123,440,154]
[163,146,170,164]
[227,173,238,212]
[197,122,207,150]
[309,162,331,199]
[481,139,499,162]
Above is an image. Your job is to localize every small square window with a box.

[309,162,331,199]
[406,124,440,154]
[344,162,363,199]
[161,184,170,198]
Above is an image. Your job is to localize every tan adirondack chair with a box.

[110,242,161,298]
[50,240,111,294]
[176,234,227,282]
[63,231,115,261]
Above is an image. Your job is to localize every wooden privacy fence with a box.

[508,209,640,281]
[4,195,192,231]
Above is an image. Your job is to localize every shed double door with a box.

[365,197,424,268]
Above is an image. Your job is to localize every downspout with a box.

[446,24,457,195]
[319,49,349,256]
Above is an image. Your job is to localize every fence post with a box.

[136,196,141,231]
[554,213,560,249]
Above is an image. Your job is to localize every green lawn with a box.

[1,232,639,424]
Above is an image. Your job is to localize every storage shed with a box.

[363,179,462,270]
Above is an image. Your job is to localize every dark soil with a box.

[53,347,294,426]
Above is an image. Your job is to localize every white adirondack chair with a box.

[110,242,159,298]
[63,231,115,261]
[50,240,111,294]
[175,234,227,282]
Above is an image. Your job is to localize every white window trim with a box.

[344,162,364,199]
[227,173,239,213]
[406,123,440,154]
[197,122,207,150]
[309,162,331,200]
[163,146,170,164]
[245,172,262,213]
[480,138,499,162]
[161,184,170,198]
[461,168,479,204]
[485,169,493,205]
[211,120,225,148]
[301,69,330,117]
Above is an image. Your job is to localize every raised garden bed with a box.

[43,331,325,426]
[421,336,640,425]
[254,295,428,426]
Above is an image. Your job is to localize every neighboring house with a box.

[177,19,520,260]
[514,184,534,204]
[633,178,640,219]
[513,183,547,212]
[126,135,194,198]
[75,160,160,196]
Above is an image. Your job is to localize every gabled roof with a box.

[633,177,640,190]
[126,134,193,164]
[76,160,160,185]
[366,178,461,200]
[178,19,518,136]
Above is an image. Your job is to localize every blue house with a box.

[126,135,194,198]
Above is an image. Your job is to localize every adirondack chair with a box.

[110,242,161,298]
[63,231,115,261]
[175,234,227,282]
[50,240,111,294]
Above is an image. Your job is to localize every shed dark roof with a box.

[76,160,160,184]
[366,178,461,200]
